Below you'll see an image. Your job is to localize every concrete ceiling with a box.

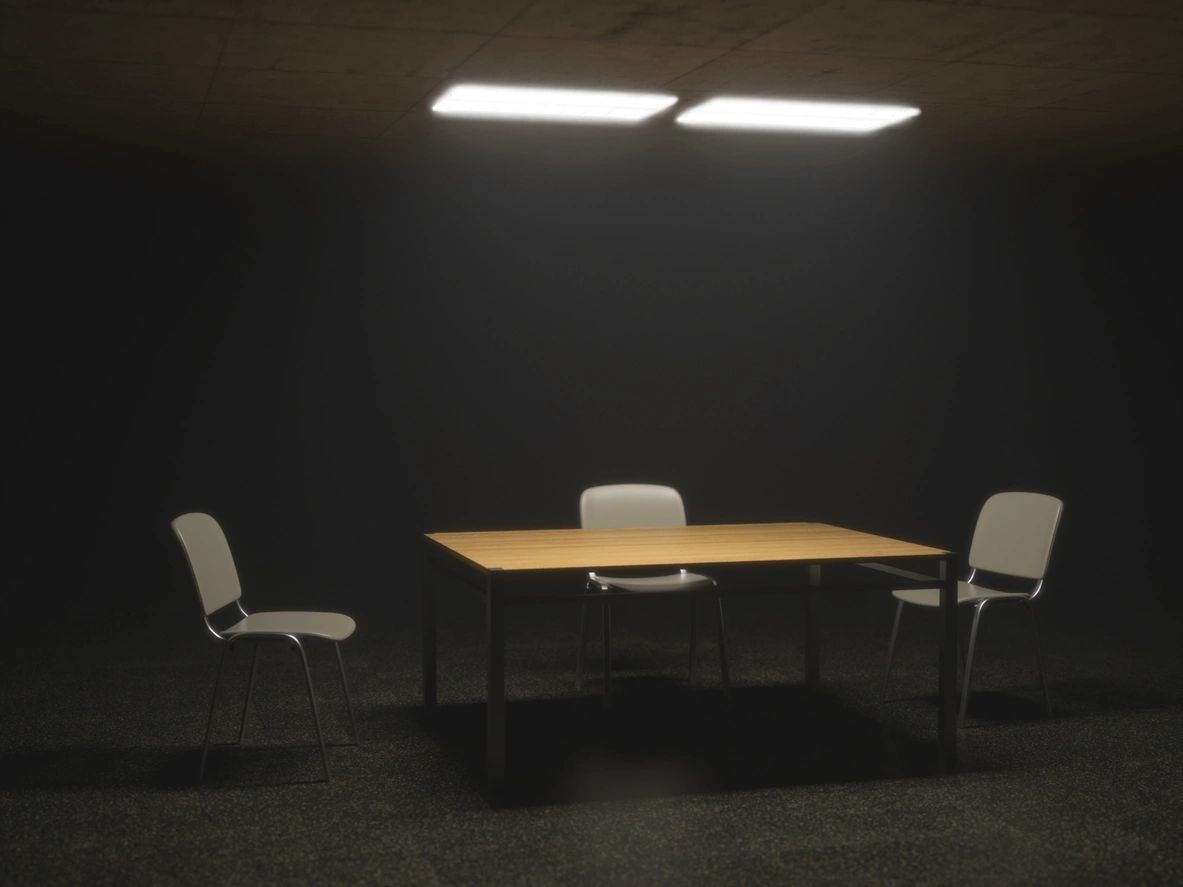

[2,0,1181,164]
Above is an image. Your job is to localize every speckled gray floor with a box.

[2,591,1181,884]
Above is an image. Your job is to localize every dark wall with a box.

[7,123,1177,625]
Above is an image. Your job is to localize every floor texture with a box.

[2,588,1181,884]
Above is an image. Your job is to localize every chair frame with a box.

[575,572,731,703]
[174,513,358,782]
[574,485,731,703]
[198,599,358,781]
[881,491,1060,728]
[883,569,1052,727]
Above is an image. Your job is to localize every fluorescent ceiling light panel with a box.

[431,84,676,124]
[676,98,920,134]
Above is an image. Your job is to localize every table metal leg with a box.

[805,564,821,687]
[486,569,506,792]
[576,599,590,689]
[422,549,437,710]
[602,600,613,707]
[939,556,959,771]
[715,593,731,691]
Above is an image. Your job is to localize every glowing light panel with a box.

[431,84,677,124]
[676,98,920,134]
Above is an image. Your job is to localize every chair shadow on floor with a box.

[0,747,184,791]
[424,680,947,807]
[896,678,1180,727]
[0,743,348,791]
[6,682,1175,797]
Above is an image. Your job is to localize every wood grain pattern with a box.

[426,522,948,573]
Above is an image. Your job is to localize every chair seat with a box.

[593,571,715,593]
[892,581,1029,608]
[223,611,356,642]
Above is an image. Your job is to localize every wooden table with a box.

[421,522,958,793]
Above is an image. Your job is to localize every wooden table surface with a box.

[426,521,948,573]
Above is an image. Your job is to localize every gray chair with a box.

[171,512,358,781]
[882,492,1064,727]
[576,484,730,703]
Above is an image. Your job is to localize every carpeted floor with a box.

[2,589,1181,884]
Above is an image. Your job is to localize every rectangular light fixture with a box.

[676,97,920,134]
[431,84,677,124]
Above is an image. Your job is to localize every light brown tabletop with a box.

[426,521,948,573]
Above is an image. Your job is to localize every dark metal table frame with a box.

[421,535,959,795]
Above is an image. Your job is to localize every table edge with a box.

[423,522,952,574]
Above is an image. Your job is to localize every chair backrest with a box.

[171,512,243,616]
[580,484,687,529]
[967,492,1063,580]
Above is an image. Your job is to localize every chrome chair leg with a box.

[959,601,987,728]
[602,601,612,706]
[237,642,260,744]
[687,594,698,685]
[200,644,231,780]
[883,599,903,699]
[335,642,358,745]
[1027,602,1053,718]
[576,599,590,689]
[715,594,731,691]
[292,638,330,781]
